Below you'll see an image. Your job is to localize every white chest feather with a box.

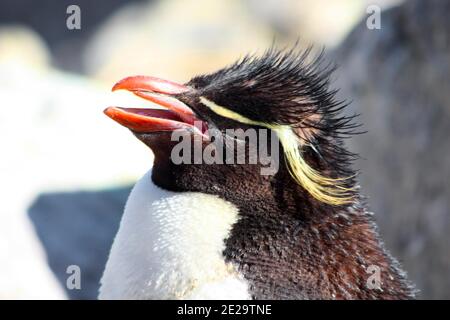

[99,171,250,300]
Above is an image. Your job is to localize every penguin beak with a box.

[104,76,206,135]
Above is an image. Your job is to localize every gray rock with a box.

[28,187,130,299]
[333,0,450,299]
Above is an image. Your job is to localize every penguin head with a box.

[105,47,359,206]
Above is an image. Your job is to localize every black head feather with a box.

[179,47,361,200]
[188,46,361,137]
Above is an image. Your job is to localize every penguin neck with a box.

[150,159,414,299]
[138,134,414,299]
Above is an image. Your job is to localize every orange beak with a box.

[104,76,206,135]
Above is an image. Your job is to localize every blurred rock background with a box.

[333,0,450,299]
[0,0,448,299]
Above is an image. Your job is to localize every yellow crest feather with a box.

[200,97,354,205]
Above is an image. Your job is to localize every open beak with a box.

[104,76,207,136]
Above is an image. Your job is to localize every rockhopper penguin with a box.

[99,48,416,299]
